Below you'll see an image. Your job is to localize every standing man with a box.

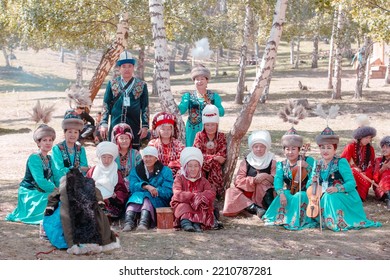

[100,50,149,150]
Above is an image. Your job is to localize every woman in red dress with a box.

[373,136,390,210]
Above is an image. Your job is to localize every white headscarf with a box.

[92,141,119,199]
[246,130,275,170]
[179,147,203,182]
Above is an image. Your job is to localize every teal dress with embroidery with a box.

[178,90,224,147]
[6,152,61,225]
[263,156,318,230]
[101,76,149,148]
[314,157,381,231]
[52,141,88,178]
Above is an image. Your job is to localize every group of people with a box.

[5,50,386,254]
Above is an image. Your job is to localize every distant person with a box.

[178,64,224,146]
[6,124,61,225]
[373,136,390,210]
[171,147,216,232]
[340,115,376,201]
[148,111,184,178]
[223,130,276,218]
[74,106,96,143]
[93,112,103,145]
[100,50,149,150]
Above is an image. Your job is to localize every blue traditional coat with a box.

[52,141,88,177]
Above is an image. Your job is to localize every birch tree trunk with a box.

[235,4,251,104]
[311,35,318,68]
[223,0,289,191]
[215,48,219,77]
[89,13,129,102]
[149,0,185,142]
[75,49,83,87]
[294,36,300,69]
[290,39,295,65]
[385,55,390,85]
[136,46,145,80]
[169,42,177,74]
[332,4,344,100]
[181,44,189,61]
[60,46,65,63]
[2,47,10,67]
[365,54,371,88]
[354,37,371,99]
[327,9,338,90]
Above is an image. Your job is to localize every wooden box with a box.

[156,207,174,231]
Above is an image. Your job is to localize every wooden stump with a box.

[156,207,174,232]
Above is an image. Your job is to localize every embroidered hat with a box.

[180,147,203,167]
[202,104,219,124]
[111,123,134,144]
[281,127,303,148]
[315,126,339,145]
[191,64,211,81]
[380,136,390,148]
[62,109,84,131]
[117,50,136,66]
[142,146,159,159]
[33,124,56,143]
[248,130,272,151]
[96,141,119,159]
[152,112,177,139]
[352,126,377,140]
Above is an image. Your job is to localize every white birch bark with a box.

[149,0,185,142]
[223,0,289,191]
[327,9,337,90]
[332,4,344,100]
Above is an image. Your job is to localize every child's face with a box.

[65,129,80,144]
[381,144,390,158]
[252,143,267,157]
[360,135,373,146]
[204,123,218,135]
[284,146,300,162]
[319,144,336,161]
[186,160,201,178]
[101,154,114,167]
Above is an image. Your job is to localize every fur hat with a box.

[180,147,203,167]
[96,141,119,159]
[248,130,272,151]
[315,126,339,145]
[380,136,390,148]
[66,85,92,109]
[191,64,211,81]
[33,124,56,143]
[202,104,219,124]
[142,146,159,158]
[352,126,377,140]
[281,127,303,148]
[62,110,84,131]
[111,123,134,144]
[116,50,136,66]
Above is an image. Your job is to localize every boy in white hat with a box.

[170,147,216,232]
[100,50,149,150]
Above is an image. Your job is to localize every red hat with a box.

[152,112,177,139]
[111,123,134,144]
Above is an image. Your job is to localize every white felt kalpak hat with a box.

[142,146,159,159]
[180,147,203,167]
[248,130,272,151]
[202,104,219,124]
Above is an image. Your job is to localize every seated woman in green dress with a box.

[6,124,61,225]
[310,126,381,231]
[262,127,317,230]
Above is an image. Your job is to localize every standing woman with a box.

[52,111,89,177]
[6,124,61,224]
[148,112,184,178]
[111,123,141,186]
[123,146,173,231]
[178,64,224,147]
[86,141,129,219]
[312,127,381,231]
[340,115,376,201]
[373,136,390,210]
[262,128,316,230]
[223,130,276,218]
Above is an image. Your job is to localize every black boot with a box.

[262,188,275,210]
[123,210,137,232]
[193,223,203,233]
[180,219,195,232]
[246,203,266,218]
[138,209,151,230]
[385,191,390,210]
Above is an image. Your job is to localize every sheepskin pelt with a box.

[65,168,102,245]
